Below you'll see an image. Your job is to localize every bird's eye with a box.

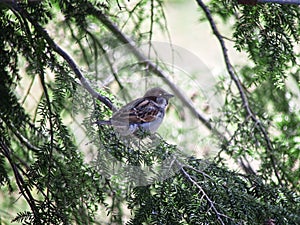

[156,97,167,106]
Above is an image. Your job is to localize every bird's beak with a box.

[164,93,174,99]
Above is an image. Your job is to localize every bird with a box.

[96,87,174,136]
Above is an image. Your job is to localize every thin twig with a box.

[116,0,124,10]
[21,75,35,105]
[147,0,154,60]
[7,121,41,153]
[120,0,145,31]
[195,0,282,184]
[173,158,232,224]
[84,29,126,96]
[180,167,230,225]
[38,71,54,225]
[0,139,40,223]
[183,164,213,180]
[66,20,91,70]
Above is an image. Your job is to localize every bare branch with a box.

[180,167,230,225]
[183,164,213,180]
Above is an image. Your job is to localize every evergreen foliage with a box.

[0,0,299,224]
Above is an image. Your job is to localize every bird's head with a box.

[143,87,174,100]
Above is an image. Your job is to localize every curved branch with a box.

[0,139,40,223]
[7,122,41,153]
[195,0,282,185]
[7,2,117,112]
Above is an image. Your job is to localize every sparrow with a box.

[96,87,174,136]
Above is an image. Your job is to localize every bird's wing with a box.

[112,98,159,124]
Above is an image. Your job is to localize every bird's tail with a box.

[94,120,112,125]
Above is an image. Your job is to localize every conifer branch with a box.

[195,0,282,185]
[0,139,40,223]
[86,2,262,176]
[180,167,230,225]
[7,122,41,153]
[7,2,117,113]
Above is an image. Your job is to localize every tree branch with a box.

[7,121,41,153]
[38,70,55,224]
[7,2,117,113]
[84,29,126,96]
[180,167,230,225]
[0,139,40,223]
[195,0,282,185]
[86,3,225,139]
[88,2,261,176]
